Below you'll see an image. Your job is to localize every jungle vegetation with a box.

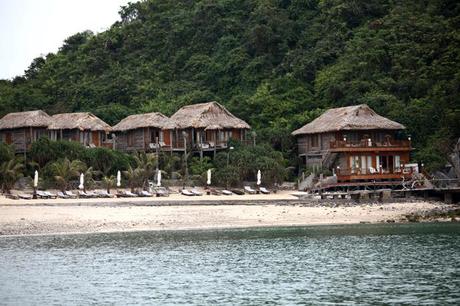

[0,0,459,173]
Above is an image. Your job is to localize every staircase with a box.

[321,151,338,169]
[298,173,316,191]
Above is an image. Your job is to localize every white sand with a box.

[0,193,449,236]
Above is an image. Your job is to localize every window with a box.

[127,131,135,147]
[310,134,319,147]
[394,155,401,169]
[63,129,74,141]
[150,129,160,144]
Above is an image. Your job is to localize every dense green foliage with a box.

[1,0,459,169]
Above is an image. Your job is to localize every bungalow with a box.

[0,110,51,153]
[292,104,412,182]
[112,112,176,152]
[170,101,251,153]
[48,112,112,148]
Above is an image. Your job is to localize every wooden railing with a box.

[330,139,411,149]
[336,167,414,177]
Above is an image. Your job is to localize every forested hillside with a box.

[0,0,459,169]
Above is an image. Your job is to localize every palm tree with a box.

[0,158,24,194]
[50,158,86,192]
[81,166,101,191]
[134,152,157,190]
[102,175,115,193]
[123,165,143,192]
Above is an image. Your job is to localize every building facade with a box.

[0,110,51,153]
[292,104,412,182]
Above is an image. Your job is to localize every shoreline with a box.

[0,196,457,236]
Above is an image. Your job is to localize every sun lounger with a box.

[259,187,270,194]
[57,191,69,199]
[116,190,137,197]
[191,188,203,196]
[5,194,19,199]
[139,190,153,197]
[222,190,233,196]
[36,190,50,199]
[230,189,244,195]
[154,187,169,197]
[18,194,32,200]
[244,186,257,194]
[209,188,221,195]
[65,191,77,198]
[44,191,57,198]
[78,190,94,198]
[97,190,114,198]
[181,189,195,196]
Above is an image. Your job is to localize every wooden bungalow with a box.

[48,112,112,148]
[0,110,51,153]
[111,112,176,152]
[292,104,412,182]
[170,101,251,153]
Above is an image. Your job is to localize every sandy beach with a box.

[0,191,454,236]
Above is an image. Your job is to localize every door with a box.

[163,129,171,146]
[92,131,100,146]
[5,132,12,144]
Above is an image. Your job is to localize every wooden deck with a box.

[330,139,411,152]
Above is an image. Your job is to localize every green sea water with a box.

[0,223,459,305]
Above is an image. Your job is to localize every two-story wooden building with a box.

[170,101,251,154]
[48,112,112,148]
[0,110,51,153]
[112,112,176,152]
[292,104,412,182]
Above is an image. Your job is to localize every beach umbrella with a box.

[79,173,84,190]
[207,169,211,185]
[157,170,162,187]
[116,170,121,187]
[33,170,38,188]
[257,170,261,186]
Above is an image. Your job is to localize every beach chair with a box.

[191,188,203,196]
[230,188,245,195]
[78,190,87,198]
[18,194,32,200]
[222,190,233,196]
[65,191,78,198]
[244,186,257,194]
[44,191,57,199]
[57,191,69,199]
[36,190,50,199]
[209,188,221,196]
[259,187,270,194]
[139,190,153,197]
[78,190,92,198]
[124,190,138,197]
[98,190,114,198]
[5,194,19,200]
[154,187,169,197]
[181,189,195,196]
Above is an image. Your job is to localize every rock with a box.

[386,219,395,223]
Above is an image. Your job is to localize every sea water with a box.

[0,223,459,305]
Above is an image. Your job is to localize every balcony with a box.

[330,139,411,152]
[336,166,414,182]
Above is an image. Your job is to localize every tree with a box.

[50,158,86,192]
[0,158,24,194]
[102,175,116,193]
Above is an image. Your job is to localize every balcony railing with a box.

[336,166,414,177]
[330,139,411,150]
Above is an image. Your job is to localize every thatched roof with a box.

[170,101,250,129]
[48,112,111,131]
[112,112,176,131]
[0,110,51,129]
[292,104,405,135]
